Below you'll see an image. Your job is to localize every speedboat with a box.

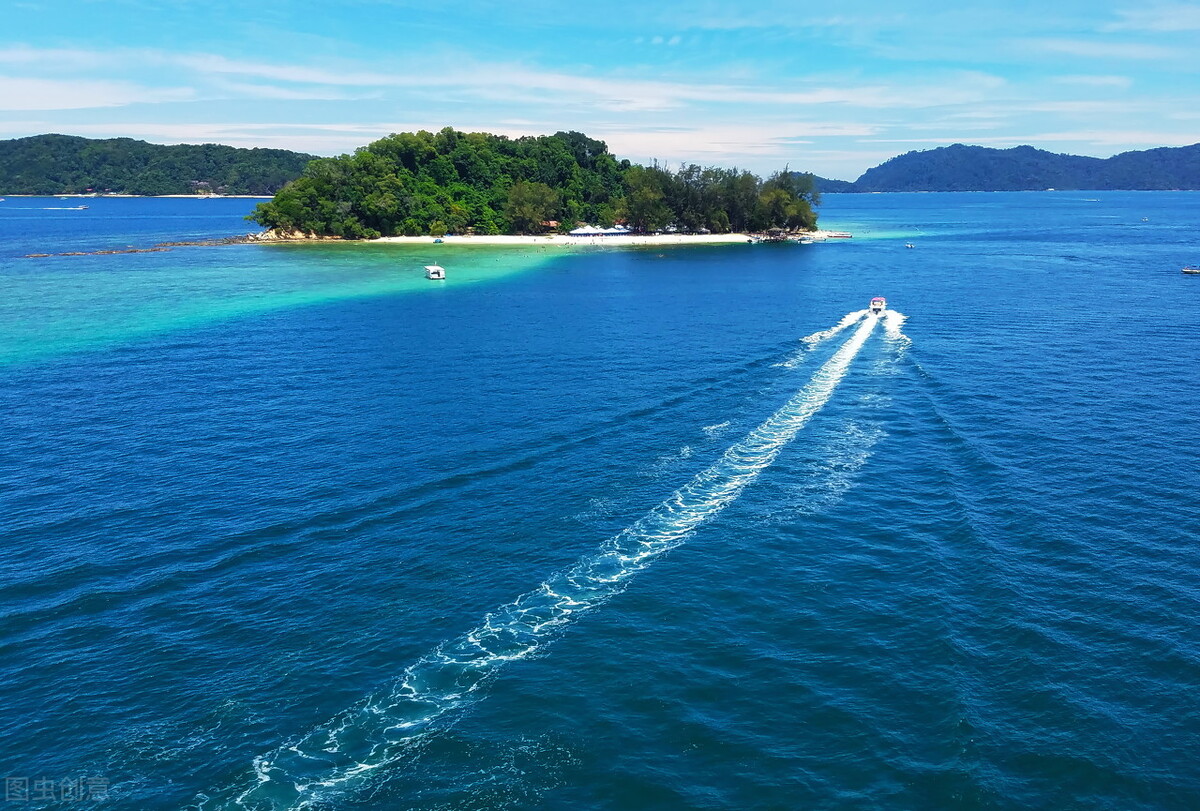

[1184,265,1200,275]
[424,265,446,280]
[870,296,887,313]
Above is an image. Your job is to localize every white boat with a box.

[1183,265,1200,275]
[904,242,915,249]
[870,296,887,313]
[424,265,446,280]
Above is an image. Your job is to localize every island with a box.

[829,142,1200,192]
[247,128,821,240]
[0,134,315,196]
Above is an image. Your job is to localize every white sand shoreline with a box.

[371,231,847,248]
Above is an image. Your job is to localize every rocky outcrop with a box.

[245,228,343,242]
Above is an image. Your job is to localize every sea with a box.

[1,192,1197,810]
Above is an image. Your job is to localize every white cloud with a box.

[586,121,880,167]
[0,46,108,67]
[205,80,373,102]
[171,54,396,86]
[1023,37,1184,60]
[1103,3,1200,31]
[1031,129,1200,146]
[0,45,1014,114]
[1052,74,1133,88]
[861,130,1200,151]
[0,77,193,110]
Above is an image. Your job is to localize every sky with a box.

[2,0,1198,179]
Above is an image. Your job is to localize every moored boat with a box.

[424,265,446,280]
[870,296,887,313]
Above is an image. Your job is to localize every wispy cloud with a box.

[205,80,374,102]
[1022,37,1185,59]
[0,45,1013,114]
[0,77,193,110]
[171,54,396,87]
[1103,3,1200,31]
[1052,74,1134,88]
[862,130,1200,149]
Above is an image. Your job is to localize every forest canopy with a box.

[0,134,314,196]
[249,128,820,238]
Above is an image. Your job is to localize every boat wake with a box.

[195,314,878,810]
[775,310,867,368]
[883,310,910,349]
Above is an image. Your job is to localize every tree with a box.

[619,165,672,232]
[504,180,559,233]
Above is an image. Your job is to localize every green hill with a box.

[0,134,316,195]
[850,143,1200,192]
[810,175,858,193]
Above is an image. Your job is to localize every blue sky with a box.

[2,0,1198,178]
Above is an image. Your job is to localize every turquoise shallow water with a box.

[1,193,1198,809]
[0,199,558,365]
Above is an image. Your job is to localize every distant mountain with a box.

[7,134,1198,197]
[0,134,316,195]
[810,175,858,193]
[845,143,1200,192]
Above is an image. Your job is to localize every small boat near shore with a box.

[1183,265,1200,275]
[424,265,446,280]
[870,296,887,313]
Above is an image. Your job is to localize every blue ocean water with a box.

[1,193,1198,810]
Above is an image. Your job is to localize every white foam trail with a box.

[204,315,878,811]
[876,310,911,371]
[775,310,866,367]
[805,309,867,348]
[883,310,910,347]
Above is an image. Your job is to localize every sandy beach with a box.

[372,231,847,248]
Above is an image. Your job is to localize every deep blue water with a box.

[1,193,1198,809]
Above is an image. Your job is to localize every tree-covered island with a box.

[0,134,314,196]
[249,128,820,238]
